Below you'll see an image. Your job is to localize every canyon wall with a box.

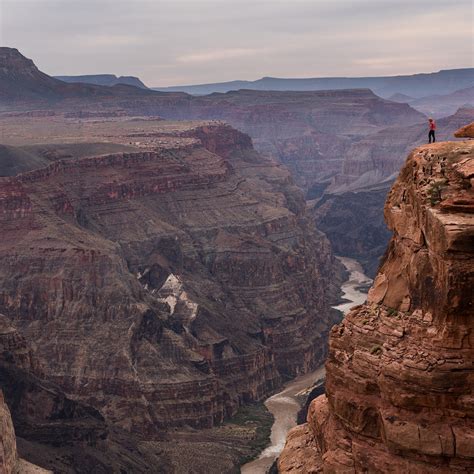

[0,122,341,438]
[280,129,474,472]
[136,88,426,192]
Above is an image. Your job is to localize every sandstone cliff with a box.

[455,121,474,138]
[279,130,474,472]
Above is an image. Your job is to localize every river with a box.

[241,256,372,474]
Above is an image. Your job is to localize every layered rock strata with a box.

[280,135,474,472]
[0,121,340,437]
[0,47,445,282]
[0,315,178,472]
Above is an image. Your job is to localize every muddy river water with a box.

[241,257,372,474]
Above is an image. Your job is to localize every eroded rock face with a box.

[0,121,340,436]
[280,138,474,472]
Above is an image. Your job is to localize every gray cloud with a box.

[1,0,472,86]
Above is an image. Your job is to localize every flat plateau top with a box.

[0,115,224,147]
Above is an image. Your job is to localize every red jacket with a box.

[429,121,436,130]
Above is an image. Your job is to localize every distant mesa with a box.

[55,74,148,89]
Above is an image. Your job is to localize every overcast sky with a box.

[1,0,472,87]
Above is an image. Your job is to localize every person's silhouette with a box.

[428,118,436,143]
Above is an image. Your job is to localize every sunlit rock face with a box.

[280,135,474,473]
[0,121,341,436]
[455,121,474,138]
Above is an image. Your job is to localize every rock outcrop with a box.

[0,120,340,438]
[280,135,474,472]
[455,122,474,138]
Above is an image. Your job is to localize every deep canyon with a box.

[0,47,473,473]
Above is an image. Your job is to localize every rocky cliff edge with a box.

[279,124,474,473]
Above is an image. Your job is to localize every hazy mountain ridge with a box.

[153,68,474,98]
[409,86,474,118]
[0,48,158,102]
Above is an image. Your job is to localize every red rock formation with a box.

[0,122,340,437]
[280,136,474,472]
[455,122,474,138]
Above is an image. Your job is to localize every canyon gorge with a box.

[0,46,473,473]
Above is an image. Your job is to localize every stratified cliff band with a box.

[0,121,341,439]
[279,125,474,473]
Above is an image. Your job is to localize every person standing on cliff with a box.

[428,118,436,143]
